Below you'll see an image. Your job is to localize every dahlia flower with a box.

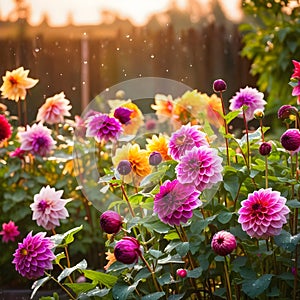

[169,124,209,160]
[176,146,223,192]
[19,123,55,156]
[112,143,151,185]
[238,188,290,239]
[30,186,71,230]
[104,250,117,270]
[292,81,300,105]
[176,269,187,278]
[0,67,38,101]
[259,142,272,156]
[100,210,123,234]
[206,94,224,128]
[113,106,133,124]
[146,133,171,161]
[153,179,201,226]
[0,221,20,243]
[10,147,25,159]
[151,94,174,121]
[211,231,237,256]
[291,60,300,79]
[229,86,266,121]
[114,236,142,264]
[86,113,122,143]
[36,92,71,124]
[278,105,298,122]
[280,129,300,152]
[0,114,12,142]
[12,231,55,279]
[149,151,162,166]
[117,160,132,176]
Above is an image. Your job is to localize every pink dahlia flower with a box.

[114,236,142,264]
[238,188,290,239]
[0,114,12,142]
[229,86,266,121]
[0,221,20,243]
[36,92,71,124]
[280,129,300,152]
[211,231,237,256]
[153,179,201,226]
[86,113,123,143]
[30,186,71,230]
[10,147,26,159]
[12,231,55,279]
[291,60,300,79]
[176,146,223,192]
[169,123,209,160]
[19,123,55,156]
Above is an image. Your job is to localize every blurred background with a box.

[0,0,256,121]
[0,0,300,120]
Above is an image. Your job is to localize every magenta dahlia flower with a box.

[114,236,142,264]
[30,186,70,230]
[86,113,123,143]
[291,60,300,79]
[280,129,300,152]
[176,146,223,192]
[12,231,55,279]
[229,86,266,121]
[100,210,123,234]
[238,188,290,239]
[10,147,25,159]
[211,231,237,256]
[278,105,298,121]
[153,179,201,226]
[0,221,20,243]
[0,114,12,142]
[213,79,227,93]
[169,123,209,160]
[19,123,55,156]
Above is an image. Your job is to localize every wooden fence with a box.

[0,22,256,121]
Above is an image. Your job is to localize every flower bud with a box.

[253,109,264,120]
[117,160,132,175]
[114,107,133,124]
[211,230,237,256]
[176,268,187,278]
[114,236,142,264]
[278,105,298,122]
[213,79,227,93]
[149,151,162,166]
[280,129,300,152]
[259,142,272,156]
[100,210,123,234]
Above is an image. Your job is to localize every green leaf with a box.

[31,276,51,299]
[217,212,233,224]
[164,231,180,241]
[141,292,165,300]
[274,230,300,251]
[82,269,118,288]
[54,252,66,265]
[149,249,164,259]
[224,110,241,124]
[176,242,189,257]
[51,225,83,247]
[140,166,168,187]
[112,280,139,300]
[78,287,110,299]
[64,283,97,295]
[158,254,184,264]
[242,274,273,298]
[58,259,87,282]
[168,294,185,300]
[286,199,300,208]
[144,221,171,234]
[187,267,203,278]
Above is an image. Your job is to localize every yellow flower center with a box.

[21,248,28,256]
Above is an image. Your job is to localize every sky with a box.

[0,0,243,27]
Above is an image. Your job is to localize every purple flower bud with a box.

[176,268,187,278]
[117,160,132,175]
[280,129,300,152]
[114,236,142,264]
[100,210,123,234]
[213,79,227,93]
[278,105,298,121]
[114,107,133,124]
[259,142,272,156]
[149,151,162,166]
[211,231,237,256]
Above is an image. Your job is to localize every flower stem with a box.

[242,109,250,169]
[45,272,76,300]
[139,254,163,293]
[120,183,135,217]
[224,257,233,300]
[219,91,230,166]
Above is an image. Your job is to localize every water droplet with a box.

[59,73,63,76]
[72,86,76,91]
[83,60,88,64]
[189,64,193,67]
[116,47,120,51]
[150,54,155,59]
[105,88,109,92]
[34,48,40,53]
[166,69,169,72]
[101,63,104,67]
[125,34,130,38]
[82,81,86,85]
